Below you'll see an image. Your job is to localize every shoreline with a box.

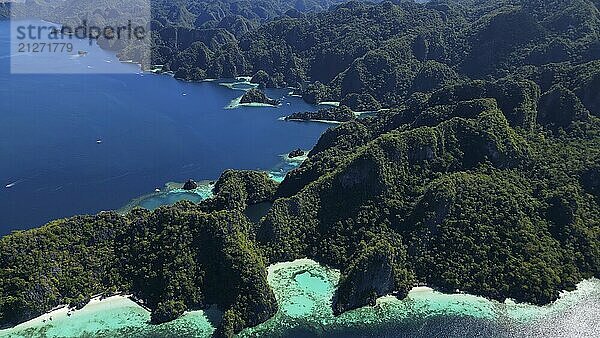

[0,294,139,334]
[266,258,600,321]
[119,152,309,212]
[226,96,281,109]
[242,259,600,337]
[117,180,215,214]
[2,258,599,337]
[281,116,344,124]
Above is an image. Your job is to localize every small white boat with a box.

[155,188,161,193]
[5,182,16,188]
[182,93,187,96]
[96,139,102,144]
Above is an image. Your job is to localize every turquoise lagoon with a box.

[2,259,599,338]
[119,151,308,212]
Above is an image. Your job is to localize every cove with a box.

[118,151,308,213]
[1,259,599,338]
[0,20,330,235]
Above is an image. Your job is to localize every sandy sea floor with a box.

[2,259,599,338]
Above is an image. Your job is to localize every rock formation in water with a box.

[288,149,305,159]
[240,89,280,106]
[183,179,199,190]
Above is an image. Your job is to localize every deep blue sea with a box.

[0,20,329,235]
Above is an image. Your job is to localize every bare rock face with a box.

[332,240,413,315]
[333,250,395,315]
[183,179,198,190]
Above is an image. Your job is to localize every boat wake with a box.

[5,179,23,189]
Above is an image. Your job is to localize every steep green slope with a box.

[1,0,599,336]
[199,0,600,109]
[0,213,127,326]
[0,184,279,337]
[257,76,599,312]
[116,205,277,336]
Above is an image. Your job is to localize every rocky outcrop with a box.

[250,70,278,89]
[285,106,355,123]
[288,149,305,158]
[333,252,394,314]
[201,170,278,212]
[333,239,413,315]
[250,70,270,88]
[151,300,186,324]
[183,179,198,190]
[240,89,280,106]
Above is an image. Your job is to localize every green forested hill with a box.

[228,0,600,108]
[1,0,600,337]
[0,203,278,337]
[145,0,600,111]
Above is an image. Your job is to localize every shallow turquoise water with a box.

[136,190,208,210]
[120,152,307,211]
[295,271,331,297]
[268,153,308,183]
[243,260,600,338]
[2,260,599,338]
[119,181,215,212]
[0,296,217,338]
